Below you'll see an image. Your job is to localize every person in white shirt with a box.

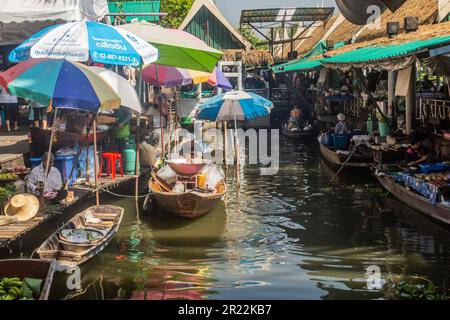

[27,152,67,203]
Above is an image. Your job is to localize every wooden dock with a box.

[0,132,28,169]
[0,172,149,249]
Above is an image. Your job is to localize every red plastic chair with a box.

[99,152,124,179]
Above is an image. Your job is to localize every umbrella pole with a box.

[233,105,240,189]
[93,118,100,206]
[155,64,165,158]
[42,108,59,211]
[223,121,228,169]
[135,68,143,202]
[168,90,172,156]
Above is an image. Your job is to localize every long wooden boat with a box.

[36,205,124,271]
[376,171,450,225]
[319,143,372,168]
[281,122,314,139]
[0,259,56,300]
[147,174,226,219]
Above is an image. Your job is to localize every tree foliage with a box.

[160,0,194,28]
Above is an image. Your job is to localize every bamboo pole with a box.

[233,106,240,188]
[155,64,165,158]
[93,119,99,206]
[135,68,143,201]
[42,108,59,210]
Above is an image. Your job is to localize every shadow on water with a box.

[7,136,450,300]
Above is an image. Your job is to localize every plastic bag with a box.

[171,181,185,193]
[55,146,76,157]
[77,145,97,179]
[200,165,225,192]
[157,165,177,185]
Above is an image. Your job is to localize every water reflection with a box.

[41,138,450,299]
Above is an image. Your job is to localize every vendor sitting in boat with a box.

[405,140,432,167]
[335,113,351,134]
[27,152,67,203]
[287,105,302,129]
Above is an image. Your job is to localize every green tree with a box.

[160,0,194,28]
[237,27,260,47]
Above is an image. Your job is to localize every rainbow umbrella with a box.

[0,59,121,113]
[142,65,233,89]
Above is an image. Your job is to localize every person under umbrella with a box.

[27,152,67,203]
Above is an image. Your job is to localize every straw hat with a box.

[337,113,346,121]
[4,194,40,222]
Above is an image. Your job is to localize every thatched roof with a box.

[354,0,438,43]
[326,15,361,43]
[222,49,274,66]
[324,20,450,58]
[281,0,439,61]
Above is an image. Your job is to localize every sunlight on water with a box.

[17,138,450,300]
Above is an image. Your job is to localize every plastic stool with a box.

[99,152,124,179]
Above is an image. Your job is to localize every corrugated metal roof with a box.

[273,35,450,72]
[108,1,160,23]
[325,35,450,64]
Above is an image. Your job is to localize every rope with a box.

[102,189,151,199]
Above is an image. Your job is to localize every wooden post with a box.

[223,121,227,166]
[93,119,100,206]
[233,107,240,189]
[42,108,59,210]
[135,68,143,201]
[388,71,397,118]
[155,65,165,158]
[406,64,417,135]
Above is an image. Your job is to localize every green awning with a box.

[108,1,160,23]
[325,36,450,65]
[272,40,344,74]
[273,57,323,73]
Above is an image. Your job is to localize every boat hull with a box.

[376,173,450,225]
[319,143,372,168]
[149,179,226,219]
[281,123,314,139]
[36,205,124,271]
[0,259,56,300]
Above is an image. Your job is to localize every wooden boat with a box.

[376,171,450,225]
[36,205,124,271]
[281,122,314,139]
[319,143,372,168]
[147,174,226,219]
[0,259,56,300]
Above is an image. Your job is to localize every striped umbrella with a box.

[0,59,121,113]
[142,65,233,89]
[8,21,159,67]
[196,91,273,122]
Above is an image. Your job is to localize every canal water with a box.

[40,137,450,299]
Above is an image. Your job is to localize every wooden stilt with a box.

[93,119,100,206]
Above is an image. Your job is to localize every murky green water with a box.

[13,137,450,299]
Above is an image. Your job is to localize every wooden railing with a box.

[342,98,366,118]
[417,99,450,126]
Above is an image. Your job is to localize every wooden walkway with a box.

[0,173,145,249]
[0,132,28,168]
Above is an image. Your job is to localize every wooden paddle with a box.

[328,149,357,187]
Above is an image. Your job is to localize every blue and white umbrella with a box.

[196,91,273,122]
[9,21,159,67]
